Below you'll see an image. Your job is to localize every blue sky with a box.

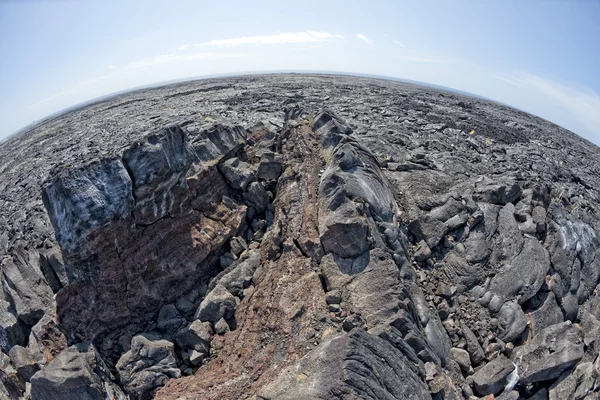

[1,0,599,144]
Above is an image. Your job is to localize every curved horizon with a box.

[4,70,596,148]
[1,1,598,144]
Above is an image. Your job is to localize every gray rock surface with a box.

[472,355,515,396]
[174,320,213,353]
[497,301,528,343]
[194,284,237,324]
[122,125,193,225]
[9,345,39,381]
[115,334,180,399]
[548,361,597,400]
[461,321,485,366]
[513,321,584,385]
[216,251,260,297]
[450,347,471,373]
[0,74,599,399]
[30,343,125,400]
[258,328,432,400]
[218,157,255,190]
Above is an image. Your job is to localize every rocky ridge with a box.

[0,74,599,399]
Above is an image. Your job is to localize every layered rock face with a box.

[1,74,600,399]
[42,124,247,356]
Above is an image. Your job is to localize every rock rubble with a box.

[0,74,599,399]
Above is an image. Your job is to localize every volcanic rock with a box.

[513,321,584,385]
[1,74,600,400]
[30,343,125,400]
[115,334,181,399]
[174,320,213,353]
[472,355,515,396]
[194,284,237,324]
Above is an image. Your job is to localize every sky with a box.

[1,0,599,144]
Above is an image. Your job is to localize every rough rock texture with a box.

[258,328,432,400]
[1,74,600,399]
[513,322,584,385]
[43,123,247,355]
[115,334,181,399]
[472,355,515,396]
[29,343,125,400]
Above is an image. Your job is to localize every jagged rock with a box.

[218,157,255,190]
[548,361,597,400]
[497,301,528,343]
[528,291,564,334]
[460,321,485,366]
[122,125,193,225]
[545,206,600,319]
[194,284,237,324]
[257,150,283,180]
[414,240,432,262]
[258,328,432,400]
[0,298,27,348]
[30,343,125,400]
[424,361,461,398]
[39,248,68,292]
[312,108,353,148]
[189,349,205,366]
[214,318,231,335]
[489,236,550,304]
[473,177,522,205]
[220,252,235,269]
[243,181,269,211]
[318,201,369,258]
[217,251,259,297]
[325,290,341,305]
[472,355,515,396]
[445,212,469,231]
[9,345,39,381]
[513,321,584,384]
[451,347,471,373]
[408,216,449,249]
[25,302,68,366]
[0,350,23,398]
[3,75,600,400]
[42,127,247,347]
[175,320,213,353]
[42,158,134,257]
[1,246,53,327]
[190,123,246,162]
[115,334,180,399]
[429,198,465,222]
[229,236,247,257]
[156,304,186,336]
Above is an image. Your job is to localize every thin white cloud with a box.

[497,72,600,135]
[126,52,244,69]
[356,34,373,45]
[393,40,405,48]
[177,44,190,51]
[394,55,445,64]
[108,65,115,69]
[31,91,67,108]
[195,31,344,47]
